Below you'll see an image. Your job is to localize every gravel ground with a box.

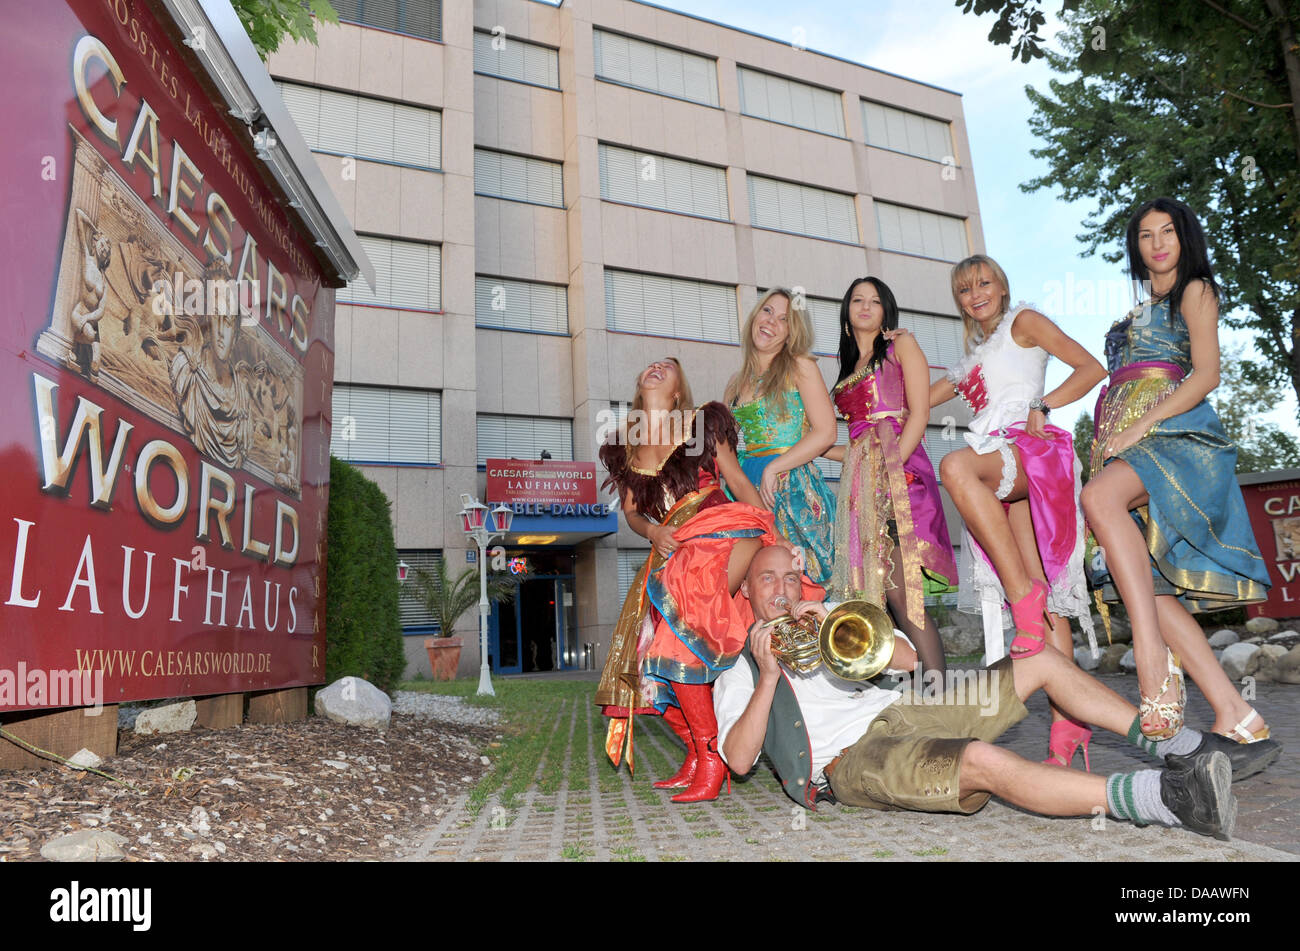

[391,691,501,727]
[1,704,498,862]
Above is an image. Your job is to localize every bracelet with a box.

[1029,397,1051,416]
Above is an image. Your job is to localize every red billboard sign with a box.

[1,0,334,710]
[485,460,598,506]
[1242,474,1300,618]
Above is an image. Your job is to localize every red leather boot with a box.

[653,705,697,789]
[671,682,730,803]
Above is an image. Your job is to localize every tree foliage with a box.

[325,456,405,693]
[1212,344,1300,473]
[959,0,1300,408]
[407,558,516,640]
[230,0,338,58]
[1072,409,1094,482]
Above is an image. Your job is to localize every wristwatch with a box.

[1029,397,1051,416]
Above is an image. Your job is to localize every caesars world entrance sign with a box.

[1,0,368,711]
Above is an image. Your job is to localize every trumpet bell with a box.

[821,600,895,682]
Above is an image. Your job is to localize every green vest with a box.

[740,646,818,810]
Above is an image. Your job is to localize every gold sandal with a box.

[1139,648,1185,740]
[1219,708,1270,744]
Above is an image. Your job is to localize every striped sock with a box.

[1126,716,1201,759]
[1106,770,1178,827]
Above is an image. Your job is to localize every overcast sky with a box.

[656,0,1300,438]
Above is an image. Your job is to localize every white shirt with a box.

[946,303,1049,444]
[713,631,915,781]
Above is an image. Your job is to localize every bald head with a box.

[742,545,804,622]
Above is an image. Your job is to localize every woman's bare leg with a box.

[939,447,1033,602]
[1155,595,1269,735]
[1008,499,1076,724]
[884,550,946,679]
[1080,460,1177,734]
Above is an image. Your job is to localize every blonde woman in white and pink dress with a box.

[929,254,1107,769]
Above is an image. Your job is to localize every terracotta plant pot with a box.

[424,636,463,681]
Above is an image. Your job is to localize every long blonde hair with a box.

[724,288,813,419]
[950,254,1011,354]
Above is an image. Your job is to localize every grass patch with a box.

[561,842,592,861]
[692,829,723,838]
[611,845,646,862]
[910,846,948,857]
[872,849,894,858]
[396,679,595,817]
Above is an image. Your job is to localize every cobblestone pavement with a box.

[402,672,1297,862]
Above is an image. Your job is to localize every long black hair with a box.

[1125,197,1220,320]
[836,276,899,386]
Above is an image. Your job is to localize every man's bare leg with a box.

[961,741,1106,814]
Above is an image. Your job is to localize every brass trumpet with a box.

[766,598,896,681]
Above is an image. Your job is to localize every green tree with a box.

[1072,409,1094,482]
[408,558,516,639]
[325,456,405,693]
[231,0,338,58]
[1213,344,1300,473]
[958,0,1300,407]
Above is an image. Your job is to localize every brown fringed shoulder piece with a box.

[599,402,738,522]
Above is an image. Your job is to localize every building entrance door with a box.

[488,549,577,674]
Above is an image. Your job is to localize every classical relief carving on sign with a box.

[38,130,303,495]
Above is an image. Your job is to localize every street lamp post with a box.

[458,494,514,696]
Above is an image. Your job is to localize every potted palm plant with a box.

[409,559,516,680]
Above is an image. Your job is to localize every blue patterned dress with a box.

[732,389,836,585]
[1088,298,1270,610]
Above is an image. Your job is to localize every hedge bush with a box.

[324,455,405,694]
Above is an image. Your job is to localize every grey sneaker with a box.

[1188,731,1281,782]
[1160,751,1235,841]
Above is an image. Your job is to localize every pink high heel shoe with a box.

[1007,579,1050,658]
[1043,718,1092,771]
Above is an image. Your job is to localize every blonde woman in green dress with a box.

[724,288,838,585]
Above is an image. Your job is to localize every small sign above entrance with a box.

[485,459,598,506]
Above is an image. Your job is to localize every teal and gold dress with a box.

[732,389,836,584]
[1088,298,1270,610]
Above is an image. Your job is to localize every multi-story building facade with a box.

[267,0,982,678]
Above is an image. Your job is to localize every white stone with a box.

[1244,616,1279,634]
[314,676,392,730]
[133,700,197,735]
[1074,647,1100,671]
[41,829,128,862]
[1220,642,1261,681]
[1207,629,1239,648]
[1266,630,1300,649]
[189,807,211,836]
[67,748,103,770]
[1119,649,1137,672]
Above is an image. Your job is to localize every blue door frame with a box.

[489,573,577,675]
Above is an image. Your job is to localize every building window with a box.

[477,415,574,467]
[338,236,441,311]
[593,29,719,107]
[804,295,842,356]
[330,0,441,42]
[398,549,443,629]
[474,148,564,207]
[901,311,965,370]
[812,420,850,481]
[598,144,729,221]
[475,276,568,334]
[747,175,859,244]
[875,202,968,262]
[604,269,738,344]
[618,549,650,602]
[331,384,442,465]
[738,67,844,137]
[861,100,954,164]
[274,81,441,170]
[473,30,560,88]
